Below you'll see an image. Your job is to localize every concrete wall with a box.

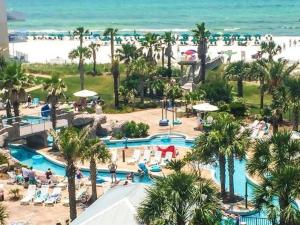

[0,0,9,58]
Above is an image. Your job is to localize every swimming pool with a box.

[21,115,47,125]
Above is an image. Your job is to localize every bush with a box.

[114,121,150,139]
[9,188,20,200]
[229,98,247,117]
[201,79,232,104]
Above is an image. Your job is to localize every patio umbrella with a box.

[73,90,97,98]
[192,103,218,112]
[232,34,241,38]
[184,49,197,55]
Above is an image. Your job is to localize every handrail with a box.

[241,217,273,225]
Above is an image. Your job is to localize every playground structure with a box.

[159,99,182,127]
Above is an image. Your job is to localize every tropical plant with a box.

[201,79,232,104]
[141,33,160,65]
[0,61,35,120]
[43,75,67,129]
[117,121,149,138]
[51,127,89,221]
[260,41,281,62]
[88,42,100,75]
[137,172,222,225]
[103,27,118,69]
[73,27,89,49]
[229,97,247,118]
[285,77,300,131]
[111,60,120,108]
[116,43,140,76]
[164,80,183,106]
[224,61,250,97]
[247,131,300,225]
[0,204,8,225]
[9,188,20,200]
[162,32,176,78]
[118,85,136,105]
[69,46,92,90]
[165,159,186,173]
[81,138,111,203]
[191,22,210,82]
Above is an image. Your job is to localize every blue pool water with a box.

[21,116,47,125]
[9,145,152,184]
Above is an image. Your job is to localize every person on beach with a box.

[108,162,117,183]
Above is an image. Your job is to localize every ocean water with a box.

[6,0,300,35]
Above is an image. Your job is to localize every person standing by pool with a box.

[45,168,53,183]
[27,94,32,107]
[108,161,117,183]
[28,167,36,184]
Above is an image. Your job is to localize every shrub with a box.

[201,79,232,104]
[9,188,20,200]
[229,98,247,117]
[115,121,150,139]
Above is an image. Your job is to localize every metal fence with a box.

[240,217,273,225]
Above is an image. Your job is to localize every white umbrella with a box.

[192,103,218,112]
[73,89,97,97]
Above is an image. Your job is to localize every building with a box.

[0,0,9,58]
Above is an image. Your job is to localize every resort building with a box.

[0,0,9,58]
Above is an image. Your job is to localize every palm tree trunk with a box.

[140,78,145,104]
[90,158,97,203]
[279,197,289,225]
[161,47,165,67]
[292,106,299,131]
[12,101,20,122]
[228,154,235,201]
[51,103,57,129]
[79,60,84,90]
[199,40,206,83]
[93,51,97,75]
[167,46,172,79]
[259,78,264,109]
[66,162,77,221]
[237,79,243,97]
[219,155,226,197]
[273,116,279,134]
[110,34,114,70]
[113,73,119,108]
[5,100,12,124]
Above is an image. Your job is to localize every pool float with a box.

[150,165,161,172]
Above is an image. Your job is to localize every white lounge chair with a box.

[111,150,118,162]
[160,152,173,167]
[150,151,162,165]
[76,187,87,202]
[128,149,141,164]
[20,185,36,205]
[248,120,259,129]
[34,185,49,205]
[141,149,151,163]
[45,187,62,206]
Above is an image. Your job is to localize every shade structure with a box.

[73,89,97,97]
[192,103,218,112]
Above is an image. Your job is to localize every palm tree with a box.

[247,131,300,225]
[162,32,176,78]
[51,127,88,221]
[0,62,34,120]
[164,81,183,106]
[111,60,120,108]
[285,77,300,131]
[266,60,298,133]
[141,33,160,65]
[43,75,67,129]
[137,172,222,225]
[260,41,281,62]
[80,138,110,203]
[0,204,8,225]
[103,28,118,69]
[116,43,140,76]
[73,27,89,49]
[88,42,100,75]
[224,61,250,97]
[191,22,210,83]
[69,46,91,90]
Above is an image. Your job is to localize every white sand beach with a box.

[9,35,300,64]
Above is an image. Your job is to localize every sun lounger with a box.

[128,149,141,164]
[160,151,173,167]
[141,149,151,163]
[7,171,16,184]
[111,150,118,162]
[33,185,49,205]
[20,185,36,205]
[45,187,62,206]
[150,151,162,165]
[76,187,87,202]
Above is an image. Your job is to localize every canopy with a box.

[73,90,97,97]
[192,103,218,112]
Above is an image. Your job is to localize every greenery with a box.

[0,204,7,225]
[114,121,149,139]
[229,97,248,118]
[9,188,20,200]
[201,79,232,104]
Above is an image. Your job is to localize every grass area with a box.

[23,63,126,76]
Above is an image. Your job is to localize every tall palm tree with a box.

[224,61,250,97]
[69,46,92,90]
[80,138,110,203]
[51,127,88,221]
[247,131,300,225]
[0,62,34,120]
[73,27,89,49]
[162,32,176,78]
[285,77,300,131]
[0,204,8,225]
[266,60,298,133]
[164,81,183,106]
[111,60,120,108]
[137,172,222,225]
[88,42,100,75]
[116,43,140,76]
[191,22,210,83]
[43,75,67,129]
[260,41,281,62]
[103,28,118,69]
[141,33,160,65]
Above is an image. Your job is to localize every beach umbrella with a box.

[223,33,231,38]
[181,33,189,38]
[123,33,131,37]
[101,36,110,41]
[73,90,97,98]
[184,49,197,55]
[254,34,261,37]
[192,37,198,43]
[238,36,246,41]
[232,34,240,38]
[212,33,221,38]
[192,103,218,112]
[209,37,218,42]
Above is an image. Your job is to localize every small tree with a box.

[88,43,100,75]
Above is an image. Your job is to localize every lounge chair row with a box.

[128,149,174,166]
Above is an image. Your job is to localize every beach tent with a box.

[73,90,97,98]
[70,184,147,225]
[192,103,218,112]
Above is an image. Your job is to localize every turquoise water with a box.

[6,0,300,35]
